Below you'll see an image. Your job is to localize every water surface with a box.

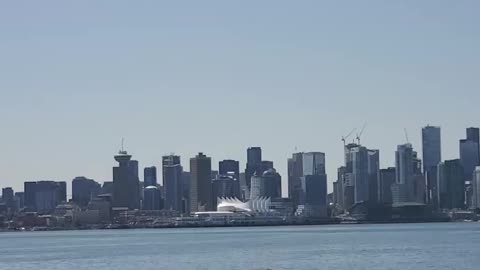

[1,223,479,270]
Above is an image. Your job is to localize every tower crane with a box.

[341,128,357,147]
[404,128,410,144]
[356,123,367,145]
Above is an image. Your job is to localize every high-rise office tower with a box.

[395,144,414,185]
[437,159,465,209]
[219,159,241,199]
[212,174,240,209]
[219,159,240,179]
[460,128,480,182]
[23,181,65,213]
[343,173,355,209]
[260,160,274,173]
[288,152,327,216]
[422,126,441,206]
[144,166,157,187]
[143,186,161,210]
[163,155,181,168]
[1,187,15,211]
[412,151,426,203]
[250,169,282,200]
[345,144,369,204]
[100,181,113,195]
[163,155,183,211]
[367,149,380,203]
[72,177,101,207]
[247,147,262,165]
[289,152,324,202]
[422,126,442,171]
[113,150,140,209]
[473,167,480,210]
[334,167,345,210]
[288,152,304,208]
[300,174,328,215]
[182,171,191,213]
[460,139,480,182]
[379,167,396,204]
[245,147,262,189]
[333,181,340,208]
[14,192,24,210]
[34,181,67,213]
[128,160,139,180]
[24,181,37,211]
[393,144,416,204]
[58,181,67,203]
[190,153,213,212]
[467,127,480,143]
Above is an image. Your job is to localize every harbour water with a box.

[1,223,479,270]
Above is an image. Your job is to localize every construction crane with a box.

[356,123,367,145]
[341,128,356,147]
[404,128,410,143]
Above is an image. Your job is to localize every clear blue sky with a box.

[1,1,479,197]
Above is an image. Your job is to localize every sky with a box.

[1,1,479,197]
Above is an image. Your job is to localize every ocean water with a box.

[0,223,479,270]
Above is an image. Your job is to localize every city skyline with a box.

[2,125,480,197]
[1,1,480,195]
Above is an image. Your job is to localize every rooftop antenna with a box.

[356,122,367,145]
[404,128,410,144]
[119,137,127,155]
[342,128,357,147]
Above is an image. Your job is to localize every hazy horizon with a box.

[1,1,479,196]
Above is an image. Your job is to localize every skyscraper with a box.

[473,166,480,210]
[144,166,157,187]
[190,153,213,212]
[24,181,37,211]
[345,145,369,204]
[422,126,441,205]
[219,159,241,199]
[163,155,183,211]
[412,151,426,203]
[128,160,139,181]
[260,160,274,173]
[288,152,327,216]
[14,192,24,210]
[212,174,240,208]
[288,152,304,208]
[34,181,67,213]
[250,169,282,200]
[113,150,140,209]
[379,167,396,204]
[367,149,380,203]
[247,147,262,165]
[219,159,240,179]
[333,167,345,210]
[466,127,480,143]
[437,159,465,209]
[300,174,327,216]
[245,147,262,190]
[422,126,442,172]
[143,186,161,210]
[460,128,480,182]
[182,171,191,213]
[72,176,101,207]
[1,187,14,211]
[460,139,480,182]
[393,144,416,204]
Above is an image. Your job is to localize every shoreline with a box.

[1,218,463,233]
